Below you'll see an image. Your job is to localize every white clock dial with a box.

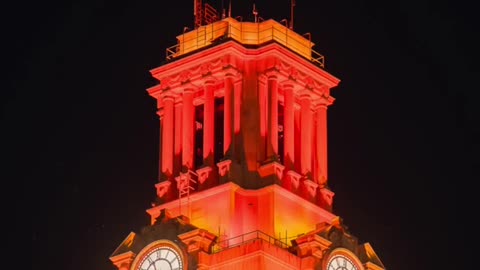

[327,254,358,270]
[138,246,183,270]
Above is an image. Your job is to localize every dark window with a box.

[195,105,204,169]
[214,97,224,163]
[278,104,284,163]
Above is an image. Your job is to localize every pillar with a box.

[203,81,215,166]
[161,96,174,177]
[300,94,312,176]
[283,83,295,171]
[258,76,267,161]
[174,101,183,176]
[267,74,278,159]
[233,78,242,160]
[224,76,234,156]
[182,88,195,170]
[315,102,328,186]
[157,109,163,180]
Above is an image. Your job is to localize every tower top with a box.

[167,4,324,68]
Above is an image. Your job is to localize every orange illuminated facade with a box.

[110,4,385,270]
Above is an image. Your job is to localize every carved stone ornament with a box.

[155,181,171,198]
[157,58,224,90]
[276,61,330,94]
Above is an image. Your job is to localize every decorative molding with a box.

[156,58,225,90]
[294,233,332,259]
[175,170,197,191]
[178,228,217,253]
[258,161,285,181]
[217,159,232,177]
[155,181,171,198]
[264,67,280,80]
[303,178,319,198]
[286,170,302,190]
[319,187,335,207]
[196,166,213,184]
[276,60,337,104]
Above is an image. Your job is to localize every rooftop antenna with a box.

[221,0,226,18]
[290,0,295,29]
[253,3,259,23]
[228,0,232,17]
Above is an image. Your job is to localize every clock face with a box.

[327,254,358,270]
[137,246,183,270]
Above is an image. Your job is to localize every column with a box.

[258,76,267,161]
[299,94,312,176]
[182,88,195,170]
[174,101,183,176]
[233,78,242,160]
[267,74,278,158]
[161,96,174,177]
[294,108,301,173]
[224,76,234,156]
[315,102,328,186]
[203,81,215,166]
[283,83,295,170]
[157,109,163,180]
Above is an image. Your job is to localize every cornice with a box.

[150,41,339,90]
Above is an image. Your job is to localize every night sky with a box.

[3,0,478,270]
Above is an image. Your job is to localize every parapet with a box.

[166,17,324,68]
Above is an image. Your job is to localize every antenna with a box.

[221,0,225,18]
[290,0,295,29]
[228,0,232,17]
[253,3,259,23]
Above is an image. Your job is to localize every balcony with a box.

[211,230,290,254]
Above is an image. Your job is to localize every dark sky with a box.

[3,0,478,270]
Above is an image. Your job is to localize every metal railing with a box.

[211,230,290,254]
[166,20,325,68]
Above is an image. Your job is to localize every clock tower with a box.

[110,2,386,270]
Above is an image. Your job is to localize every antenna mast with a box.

[253,3,258,23]
[228,0,232,17]
[290,0,295,29]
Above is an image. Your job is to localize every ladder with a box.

[177,172,197,218]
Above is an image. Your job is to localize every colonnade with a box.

[157,71,330,188]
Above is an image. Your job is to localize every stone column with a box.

[161,95,175,177]
[233,78,242,160]
[258,76,267,161]
[267,74,278,159]
[203,80,215,166]
[299,93,312,176]
[283,83,295,171]
[174,101,183,176]
[182,87,195,170]
[224,75,234,156]
[315,102,328,186]
[156,109,163,180]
